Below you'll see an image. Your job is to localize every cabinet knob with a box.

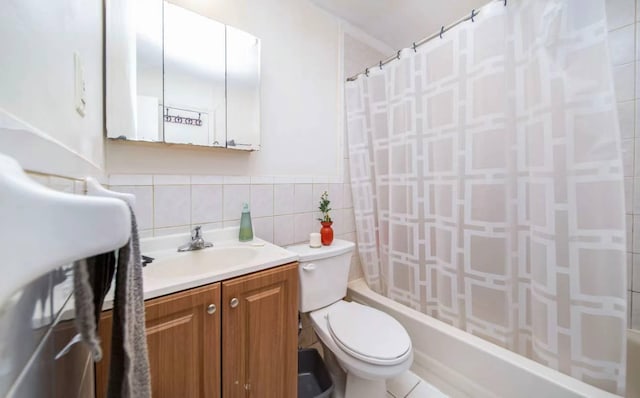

[207,304,216,315]
[230,298,239,308]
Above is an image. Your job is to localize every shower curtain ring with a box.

[379,60,383,70]
[397,50,401,59]
[440,26,445,39]
[365,68,369,77]
[471,9,476,22]
[412,42,417,52]
[504,0,507,5]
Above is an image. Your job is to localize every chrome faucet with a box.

[178,226,213,252]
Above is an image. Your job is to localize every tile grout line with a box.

[631,9,637,328]
[115,179,356,244]
[403,381,421,398]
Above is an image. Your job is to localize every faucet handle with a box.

[192,226,202,240]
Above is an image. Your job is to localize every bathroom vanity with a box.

[94,230,299,398]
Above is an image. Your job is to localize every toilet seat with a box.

[327,302,412,366]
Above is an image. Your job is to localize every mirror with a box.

[105,0,261,150]
[163,3,226,147]
[106,0,164,143]
[226,26,261,150]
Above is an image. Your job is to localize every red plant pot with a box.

[320,221,334,246]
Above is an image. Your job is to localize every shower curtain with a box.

[345,0,627,394]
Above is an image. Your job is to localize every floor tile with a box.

[387,370,420,398]
[406,381,448,398]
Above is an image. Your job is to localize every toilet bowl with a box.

[287,240,413,398]
[311,300,413,398]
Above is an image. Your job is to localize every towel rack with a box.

[86,177,135,207]
[50,178,136,361]
[52,179,136,362]
[0,154,131,308]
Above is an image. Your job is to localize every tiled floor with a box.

[386,370,448,398]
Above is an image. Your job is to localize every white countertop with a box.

[59,228,299,319]
[102,227,299,309]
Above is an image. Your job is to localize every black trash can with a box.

[298,348,334,398]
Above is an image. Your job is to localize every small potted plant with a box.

[317,191,333,246]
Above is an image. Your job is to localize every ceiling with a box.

[311,0,490,49]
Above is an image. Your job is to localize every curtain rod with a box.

[346,0,508,82]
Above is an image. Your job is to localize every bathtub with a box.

[348,279,639,398]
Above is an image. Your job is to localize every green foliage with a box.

[317,191,332,223]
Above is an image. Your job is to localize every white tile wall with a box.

[153,174,190,185]
[607,0,640,329]
[328,183,344,210]
[293,212,315,244]
[153,185,190,228]
[154,225,191,237]
[253,217,274,243]
[223,185,251,221]
[24,169,362,281]
[191,185,223,224]
[250,184,274,218]
[274,184,295,215]
[108,174,152,186]
[273,214,295,247]
[109,173,362,278]
[294,184,314,213]
[111,185,154,230]
[190,175,224,185]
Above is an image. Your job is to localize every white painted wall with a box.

[343,30,390,81]
[106,0,344,178]
[0,0,104,176]
[311,0,488,49]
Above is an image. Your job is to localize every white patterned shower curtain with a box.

[346,0,627,393]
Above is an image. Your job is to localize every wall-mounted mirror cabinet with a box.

[105,0,261,151]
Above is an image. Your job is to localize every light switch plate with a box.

[74,52,86,117]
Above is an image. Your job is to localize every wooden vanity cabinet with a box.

[95,262,298,398]
[96,283,221,398]
[222,262,298,398]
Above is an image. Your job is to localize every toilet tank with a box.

[287,239,355,312]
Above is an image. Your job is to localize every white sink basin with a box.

[146,246,260,279]
[135,227,299,300]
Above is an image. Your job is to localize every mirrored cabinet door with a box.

[163,2,226,147]
[226,26,261,151]
[106,0,164,143]
[106,0,261,150]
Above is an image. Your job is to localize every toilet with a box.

[287,240,413,398]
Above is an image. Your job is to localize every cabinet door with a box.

[96,283,221,398]
[52,319,94,398]
[222,262,298,398]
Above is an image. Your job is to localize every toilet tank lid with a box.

[287,239,355,262]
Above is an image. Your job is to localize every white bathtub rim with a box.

[411,349,499,398]
[347,278,621,398]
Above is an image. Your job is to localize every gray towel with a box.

[107,208,151,398]
[73,206,151,398]
[73,253,115,361]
